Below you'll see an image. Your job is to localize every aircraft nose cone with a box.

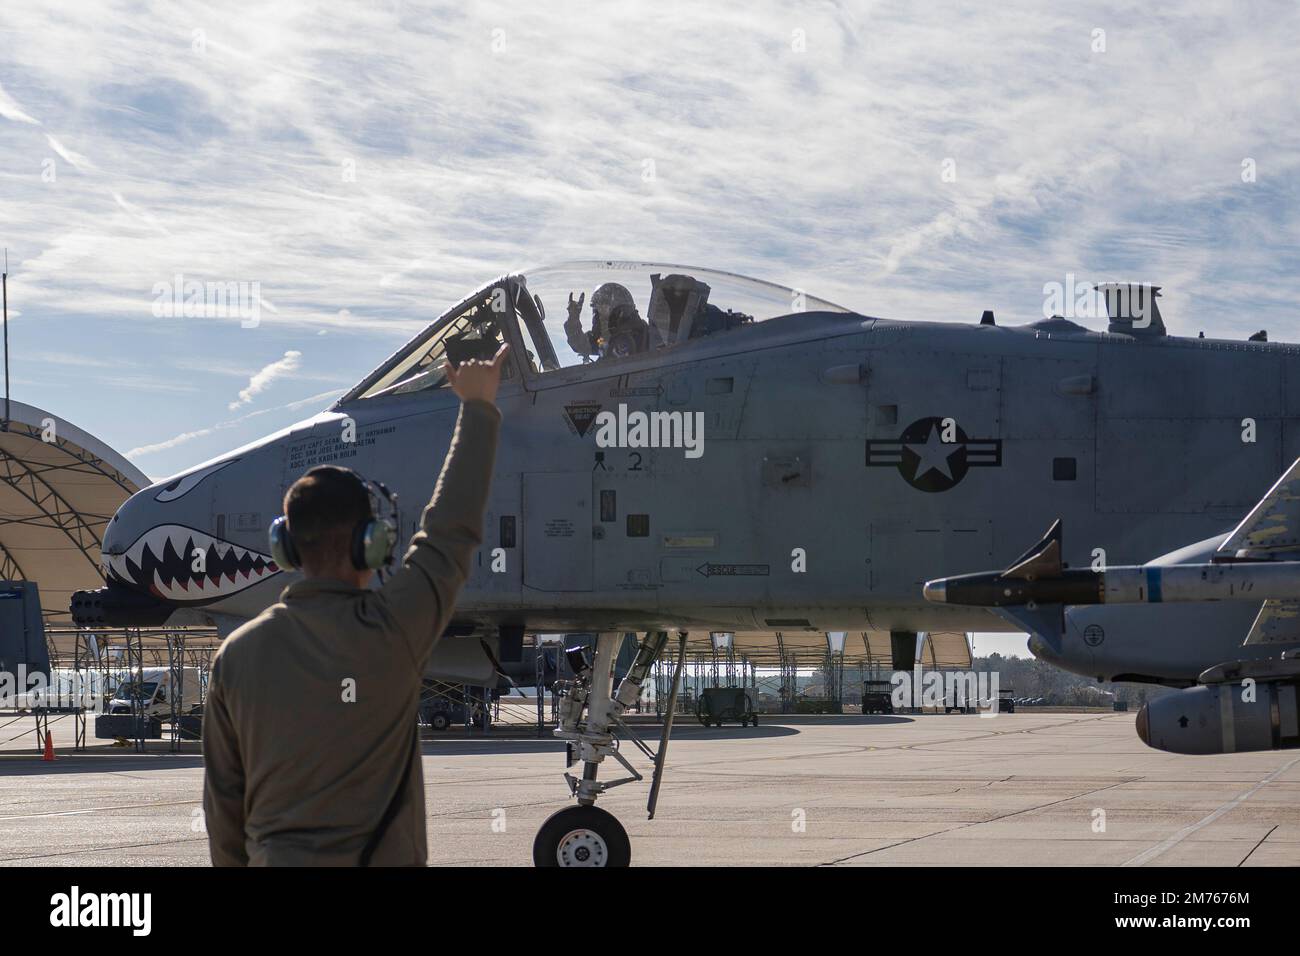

[102,493,140,558]
[1135,703,1150,746]
[922,579,946,602]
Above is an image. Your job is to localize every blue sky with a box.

[3,1,1299,656]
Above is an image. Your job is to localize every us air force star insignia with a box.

[907,423,957,482]
[865,416,1003,492]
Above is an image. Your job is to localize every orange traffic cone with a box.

[42,731,55,762]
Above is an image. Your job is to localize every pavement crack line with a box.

[668,715,1116,777]
[0,836,208,864]
[1122,754,1300,867]
[0,799,200,822]
[1237,823,1278,867]
[821,779,1130,866]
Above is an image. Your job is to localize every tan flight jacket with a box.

[202,398,501,866]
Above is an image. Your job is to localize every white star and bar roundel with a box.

[865,416,1002,492]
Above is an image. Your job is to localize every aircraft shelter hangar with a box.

[0,400,147,638]
[681,629,973,669]
[649,629,975,716]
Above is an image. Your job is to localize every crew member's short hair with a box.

[282,466,373,567]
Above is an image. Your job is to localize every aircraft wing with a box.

[1217,457,1300,560]
[1215,458,1300,646]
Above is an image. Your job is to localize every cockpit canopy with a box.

[344,261,850,401]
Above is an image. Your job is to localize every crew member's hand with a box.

[445,343,510,405]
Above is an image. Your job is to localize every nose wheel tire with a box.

[533,805,631,867]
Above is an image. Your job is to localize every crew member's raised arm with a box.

[375,346,507,662]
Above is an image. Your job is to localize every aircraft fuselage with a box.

[99,285,1300,680]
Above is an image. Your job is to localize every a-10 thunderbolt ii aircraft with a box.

[72,260,1300,865]
[924,456,1300,757]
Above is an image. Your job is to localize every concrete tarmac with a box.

[2,711,1298,866]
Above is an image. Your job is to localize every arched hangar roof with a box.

[0,401,147,624]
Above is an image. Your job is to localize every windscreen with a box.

[352,285,512,400]
[514,261,849,372]
[347,262,850,399]
[117,681,158,700]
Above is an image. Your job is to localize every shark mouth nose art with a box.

[103,524,281,603]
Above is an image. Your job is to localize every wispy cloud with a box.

[0,81,38,124]
[128,387,342,460]
[44,133,94,172]
[3,1,1297,335]
[228,350,302,410]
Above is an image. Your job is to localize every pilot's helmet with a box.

[590,282,637,336]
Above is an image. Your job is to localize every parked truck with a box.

[108,667,202,720]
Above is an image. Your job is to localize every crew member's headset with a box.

[268,466,400,574]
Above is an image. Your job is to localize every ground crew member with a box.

[202,345,509,866]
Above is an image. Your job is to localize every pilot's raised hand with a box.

[445,343,510,405]
[566,291,585,326]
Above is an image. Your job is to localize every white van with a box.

[109,667,202,720]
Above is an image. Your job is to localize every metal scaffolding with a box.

[41,625,220,752]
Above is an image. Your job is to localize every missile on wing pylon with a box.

[922,519,1300,609]
[922,457,1300,756]
[920,519,1103,606]
[921,518,1300,756]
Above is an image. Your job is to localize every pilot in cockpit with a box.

[563,282,651,361]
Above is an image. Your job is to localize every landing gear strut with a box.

[532,630,687,867]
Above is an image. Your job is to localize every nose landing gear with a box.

[531,630,687,868]
[533,805,630,867]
